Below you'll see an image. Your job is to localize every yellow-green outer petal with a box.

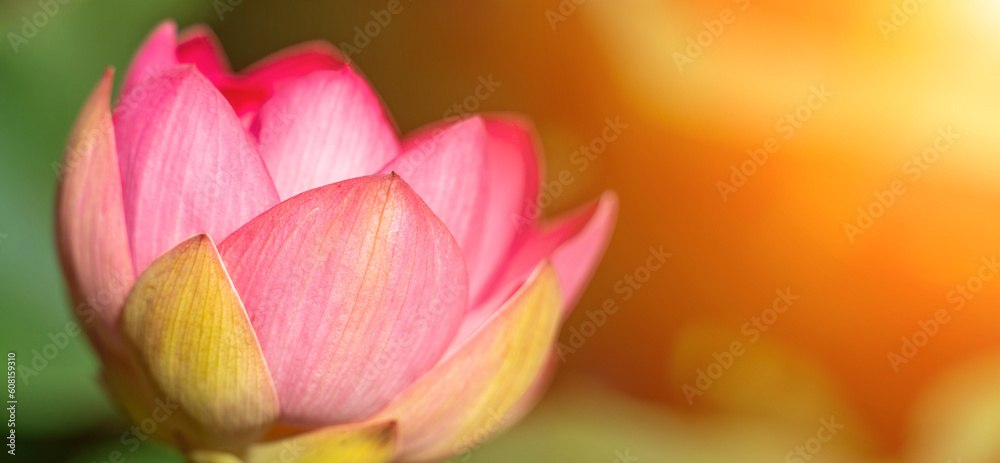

[246,422,397,463]
[120,234,279,449]
[377,263,562,461]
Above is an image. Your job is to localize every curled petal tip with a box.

[155,19,178,31]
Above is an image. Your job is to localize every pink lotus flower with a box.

[56,21,616,462]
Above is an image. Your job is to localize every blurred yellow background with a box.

[4,0,1000,461]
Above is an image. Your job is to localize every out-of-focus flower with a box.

[55,20,616,462]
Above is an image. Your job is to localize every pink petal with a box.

[256,69,400,199]
[218,174,467,425]
[489,192,618,315]
[237,41,346,90]
[176,25,232,82]
[381,117,488,295]
[469,115,544,304]
[114,66,280,274]
[212,41,347,119]
[122,21,178,97]
[56,69,135,333]
[128,23,344,122]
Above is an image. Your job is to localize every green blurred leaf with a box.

[64,438,185,463]
[0,0,212,438]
